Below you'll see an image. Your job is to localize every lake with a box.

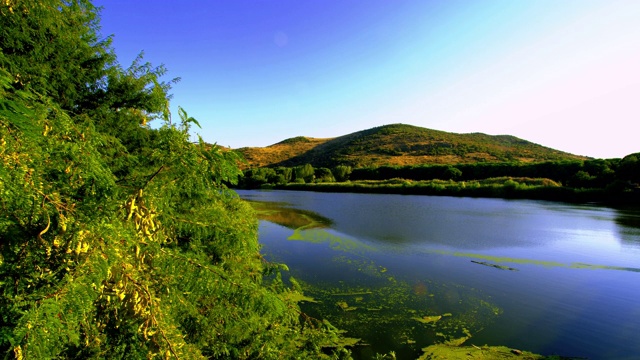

[236,189,640,359]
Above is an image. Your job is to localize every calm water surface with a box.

[236,190,640,359]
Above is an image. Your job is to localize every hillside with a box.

[237,124,587,169]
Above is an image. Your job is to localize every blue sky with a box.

[94,0,640,158]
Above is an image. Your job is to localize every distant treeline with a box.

[238,155,640,193]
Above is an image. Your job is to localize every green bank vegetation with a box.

[0,1,351,358]
[239,158,640,204]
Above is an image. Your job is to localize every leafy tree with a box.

[315,168,335,183]
[617,153,640,184]
[570,170,595,188]
[0,2,351,359]
[0,0,114,110]
[333,165,352,182]
[443,166,462,180]
[276,166,293,182]
[294,164,315,183]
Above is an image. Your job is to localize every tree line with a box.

[239,157,640,192]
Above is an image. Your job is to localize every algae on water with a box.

[413,315,442,324]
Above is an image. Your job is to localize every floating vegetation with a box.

[413,315,442,324]
[443,335,470,346]
[288,228,374,253]
[418,343,547,360]
[571,262,640,273]
[336,301,358,311]
[332,256,391,278]
[471,260,519,271]
[330,291,374,296]
[433,250,640,273]
[293,262,504,359]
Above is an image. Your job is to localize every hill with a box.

[237,124,587,169]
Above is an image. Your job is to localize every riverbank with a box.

[252,178,639,206]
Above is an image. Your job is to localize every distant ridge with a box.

[237,124,587,169]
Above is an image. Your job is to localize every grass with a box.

[265,177,639,205]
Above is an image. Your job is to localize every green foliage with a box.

[617,153,640,184]
[238,155,636,204]
[444,166,462,180]
[0,0,113,110]
[332,166,352,182]
[0,3,350,359]
[294,164,315,183]
[314,168,335,183]
[276,167,293,182]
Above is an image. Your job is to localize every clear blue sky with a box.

[94,0,640,159]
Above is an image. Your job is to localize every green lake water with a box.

[236,189,640,359]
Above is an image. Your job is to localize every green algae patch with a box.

[294,265,504,359]
[431,249,640,274]
[448,251,566,268]
[418,343,547,360]
[414,315,442,324]
[288,228,376,253]
[336,301,358,311]
[570,262,640,273]
[443,335,470,346]
[330,291,373,296]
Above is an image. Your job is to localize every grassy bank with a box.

[259,177,639,205]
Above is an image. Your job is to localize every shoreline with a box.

[237,179,640,207]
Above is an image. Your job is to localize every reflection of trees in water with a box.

[615,209,640,247]
[247,200,333,230]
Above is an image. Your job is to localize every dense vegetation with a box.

[237,124,587,169]
[0,1,350,359]
[238,157,640,204]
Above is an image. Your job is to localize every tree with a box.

[617,153,640,185]
[0,0,114,110]
[0,2,350,358]
[294,164,315,183]
[276,166,293,182]
[443,166,462,180]
[315,167,335,183]
[333,165,352,182]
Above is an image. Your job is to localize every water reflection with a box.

[615,209,640,249]
[246,199,333,230]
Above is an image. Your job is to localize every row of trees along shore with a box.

[1,1,352,358]
[238,157,640,204]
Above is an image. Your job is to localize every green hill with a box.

[237,124,587,168]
